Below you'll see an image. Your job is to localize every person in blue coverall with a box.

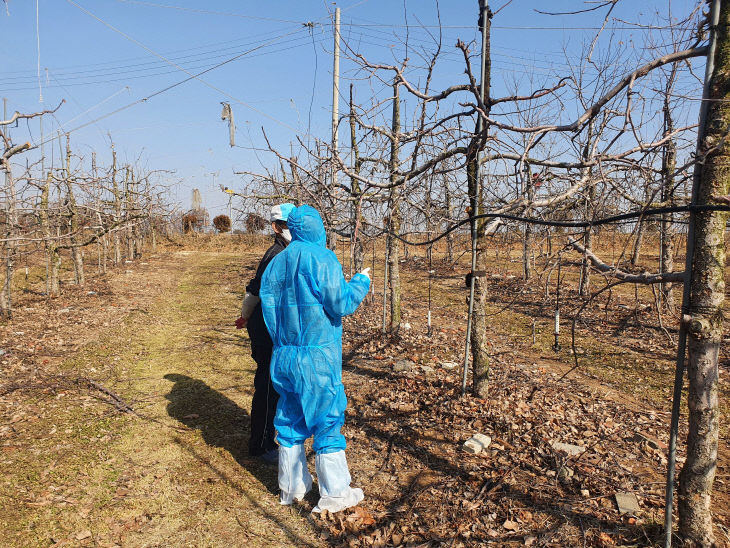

[260,205,371,513]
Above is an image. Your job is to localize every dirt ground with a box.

[0,239,728,547]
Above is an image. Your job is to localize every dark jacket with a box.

[246,234,287,349]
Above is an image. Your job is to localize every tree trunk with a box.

[64,135,84,285]
[135,232,142,259]
[349,83,364,273]
[469,0,492,398]
[71,247,84,285]
[660,220,675,311]
[522,162,534,281]
[113,231,121,265]
[678,3,728,543]
[96,211,108,274]
[661,75,677,312]
[468,157,490,397]
[39,172,59,297]
[50,228,62,298]
[125,168,135,261]
[387,80,402,331]
[0,165,16,319]
[111,150,122,265]
[547,229,553,256]
[0,253,11,319]
[444,181,454,262]
[578,124,595,297]
[49,249,61,297]
[631,216,646,266]
[579,192,594,296]
[402,222,409,261]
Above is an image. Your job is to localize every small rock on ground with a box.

[551,441,585,457]
[463,433,492,454]
[615,492,640,515]
[393,360,413,372]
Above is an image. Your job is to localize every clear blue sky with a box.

[1,0,700,223]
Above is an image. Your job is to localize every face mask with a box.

[281,229,292,242]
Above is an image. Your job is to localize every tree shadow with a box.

[162,373,277,495]
[337,358,660,545]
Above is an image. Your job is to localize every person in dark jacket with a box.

[235,203,295,463]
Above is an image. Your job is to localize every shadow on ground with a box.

[163,373,278,495]
[163,373,321,547]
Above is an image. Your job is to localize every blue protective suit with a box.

[260,205,370,454]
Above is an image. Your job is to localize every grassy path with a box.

[1,251,322,547]
[3,245,728,545]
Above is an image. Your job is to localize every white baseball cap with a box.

[270,203,296,223]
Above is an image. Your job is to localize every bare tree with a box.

[677,2,727,543]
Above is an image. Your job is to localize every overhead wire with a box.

[22,68,124,150]
[2,0,368,78]
[0,26,317,84]
[336,23,586,75]
[15,0,704,184]
[47,76,131,130]
[0,46,563,92]
[65,0,291,126]
[3,13,656,92]
[32,26,311,147]
[44,0,313,138]
[339,15,697,31]
[54,0,374,137]
[114,0,372,22]
[112,0,304,23]
[1,35,327,92]
[36,0,42,102]
[339,21,670,85]
[376,204,729,247]
[1,24,308,77]
[3,11,694,83]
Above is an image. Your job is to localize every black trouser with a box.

[248,342,279,456]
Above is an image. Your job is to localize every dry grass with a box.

[1,230,728,546]
[0,251,323,547]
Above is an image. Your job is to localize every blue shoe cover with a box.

[312,450,364,513]
[279,444,312,505]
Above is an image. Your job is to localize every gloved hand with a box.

[359,267,371,280]
[235,316,248,329]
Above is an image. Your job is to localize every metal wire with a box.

[374,204,730,248]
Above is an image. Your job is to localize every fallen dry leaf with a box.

[74,530,92,540]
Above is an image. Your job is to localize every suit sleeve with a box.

[319,251,370,319]
[259,253,283,339]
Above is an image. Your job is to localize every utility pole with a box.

[329,6,341,249]
[40,114,44,177]
[462,0,491,396]
[332,7,340,158]
[221,186,235,233]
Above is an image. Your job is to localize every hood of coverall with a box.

[287,205,327,247]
